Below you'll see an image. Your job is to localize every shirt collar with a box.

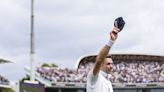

[100,70,108,78]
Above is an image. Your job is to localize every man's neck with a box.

[100,70,108,78]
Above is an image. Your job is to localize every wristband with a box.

[106,39,114,47]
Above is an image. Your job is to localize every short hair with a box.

[106,55,112,58]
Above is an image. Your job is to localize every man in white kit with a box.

[87,17,125,92]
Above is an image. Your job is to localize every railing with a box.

[24,66,52,87]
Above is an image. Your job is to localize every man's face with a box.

[103,58,113,74]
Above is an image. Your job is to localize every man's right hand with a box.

[110,27,119,41]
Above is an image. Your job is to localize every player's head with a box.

[101,56,113,74]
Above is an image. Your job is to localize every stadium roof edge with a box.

[75,53,164,69]
[111,52,164,57]
[75,54,96,69]
[0,58,13,64]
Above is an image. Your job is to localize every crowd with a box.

[37,66,87,83]
[110,61,164,83]
[36,60,164,83]
[0,75,9,85]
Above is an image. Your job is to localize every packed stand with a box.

[0,75,9,85]
[36,61,164,83]
[37,67,87,83]
[110,60,164,83]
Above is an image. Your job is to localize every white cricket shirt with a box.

[87,70,113,92]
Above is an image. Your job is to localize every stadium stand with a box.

[0,59,12,91]
[0,75,9,85]
[24,54,164,92]
[0,59,11,86]
[35,54,164,85]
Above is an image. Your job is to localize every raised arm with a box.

[92,27,119,76]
